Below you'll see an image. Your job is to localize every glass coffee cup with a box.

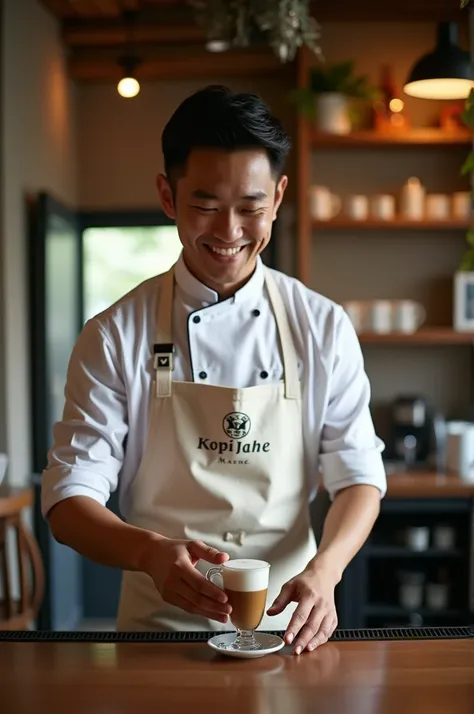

[205,558,270,651]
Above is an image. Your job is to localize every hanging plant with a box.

[188,0,323,62]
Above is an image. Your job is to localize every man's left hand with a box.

[266,562,339,655]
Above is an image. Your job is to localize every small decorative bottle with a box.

[373,65,409,132]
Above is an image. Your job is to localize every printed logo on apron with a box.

[197,411,270,463]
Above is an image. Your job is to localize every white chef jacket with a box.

[41,254,387,521]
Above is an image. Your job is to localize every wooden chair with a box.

[0,484,44,630]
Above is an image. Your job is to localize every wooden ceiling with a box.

[39,0,470,82]
[40,0,468,21]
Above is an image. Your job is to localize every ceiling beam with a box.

[62,22,205,46]
[40,0,80,18]
[43,0,468,22]
[40,0,142,19]
[68,50,292,81]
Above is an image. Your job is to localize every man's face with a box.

[157,148,287,296]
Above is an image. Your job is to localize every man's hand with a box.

[141,537,232,623]
[266,562,339,654]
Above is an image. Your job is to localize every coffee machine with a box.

[389,396,434,466]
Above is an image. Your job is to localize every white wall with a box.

[1,0,78,485]
[76,76,298,210]
[76,75,298,275]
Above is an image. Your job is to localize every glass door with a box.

[78,212,181,623]
[82,223,181,322]
[29,192,83,630]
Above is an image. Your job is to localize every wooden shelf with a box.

[358,329,474,345]
[312,219,471,230]
[386,471,474,498]
[312,128,472,147]
[364,604,464,617]
[365,546,464,559]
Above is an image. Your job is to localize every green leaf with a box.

[461,150,474,175]
[467,228,474,246]
[461,0,472,8]
[287,87,315,119]
[309,60,377,99]
[461,107,474,129]
[459,250,474,270]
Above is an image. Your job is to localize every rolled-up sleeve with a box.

[41,318,128,518]
[319,309,387,500]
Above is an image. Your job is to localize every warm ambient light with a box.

[116,55,141,98]
[404,22,474,100]
[404,78,473,100]
[389,98,404,113]
[117,76,140,98]
[206,40,231,52]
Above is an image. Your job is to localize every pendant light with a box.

[116,10,141,99]
[117,55,141,98]
[404,21,474,100]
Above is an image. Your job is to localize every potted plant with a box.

[291,60,377,134]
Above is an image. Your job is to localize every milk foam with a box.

[222,559,270,592]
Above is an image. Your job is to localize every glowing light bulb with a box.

[117,77,140,98]
[389,98,404,113]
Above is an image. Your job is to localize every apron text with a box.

[197,437,270,454]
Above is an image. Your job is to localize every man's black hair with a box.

[161,85,291,182]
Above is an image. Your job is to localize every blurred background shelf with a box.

[357,329,474,345]
[365,546,465,558]
[364,604,466,617]
[312,219,471,229]
[312,129,472,147]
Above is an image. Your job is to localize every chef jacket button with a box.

[199,371,207,380]
[193,315,201,324]
[260,370,268,379]
[252,309,260,317]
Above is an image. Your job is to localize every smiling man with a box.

[42,85,386,654]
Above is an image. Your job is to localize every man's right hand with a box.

[140,537,232,624]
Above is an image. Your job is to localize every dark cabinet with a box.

[336,497,474,629]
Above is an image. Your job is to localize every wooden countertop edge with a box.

[385,471,474,498]
[318,472,474,499]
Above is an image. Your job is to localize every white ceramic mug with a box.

[392,300,426,333]
[452,191,471,220]
[446,421,474,481]
[405,526,430,552]
[368,300,392,333]
[370,195,395,221]
[400,177,425,220]
[425,193,450,220]
[342,301,365,332]
[433,526,455,551]
[345,195,369,221]
[426,583,449,611]
[309,186,341,221]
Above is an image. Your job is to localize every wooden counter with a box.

[1,637,473,714]
[386,471,474,498]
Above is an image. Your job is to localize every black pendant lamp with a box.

[404,21,474,100]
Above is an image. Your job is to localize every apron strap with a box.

[154,268,174,398]
[263,268,300,400]
[153,264,300,400]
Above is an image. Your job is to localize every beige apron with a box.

[115,265,317,632]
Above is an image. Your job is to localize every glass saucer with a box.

[207,632,285,659]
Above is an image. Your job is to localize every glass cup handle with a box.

[205,566,223,589]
